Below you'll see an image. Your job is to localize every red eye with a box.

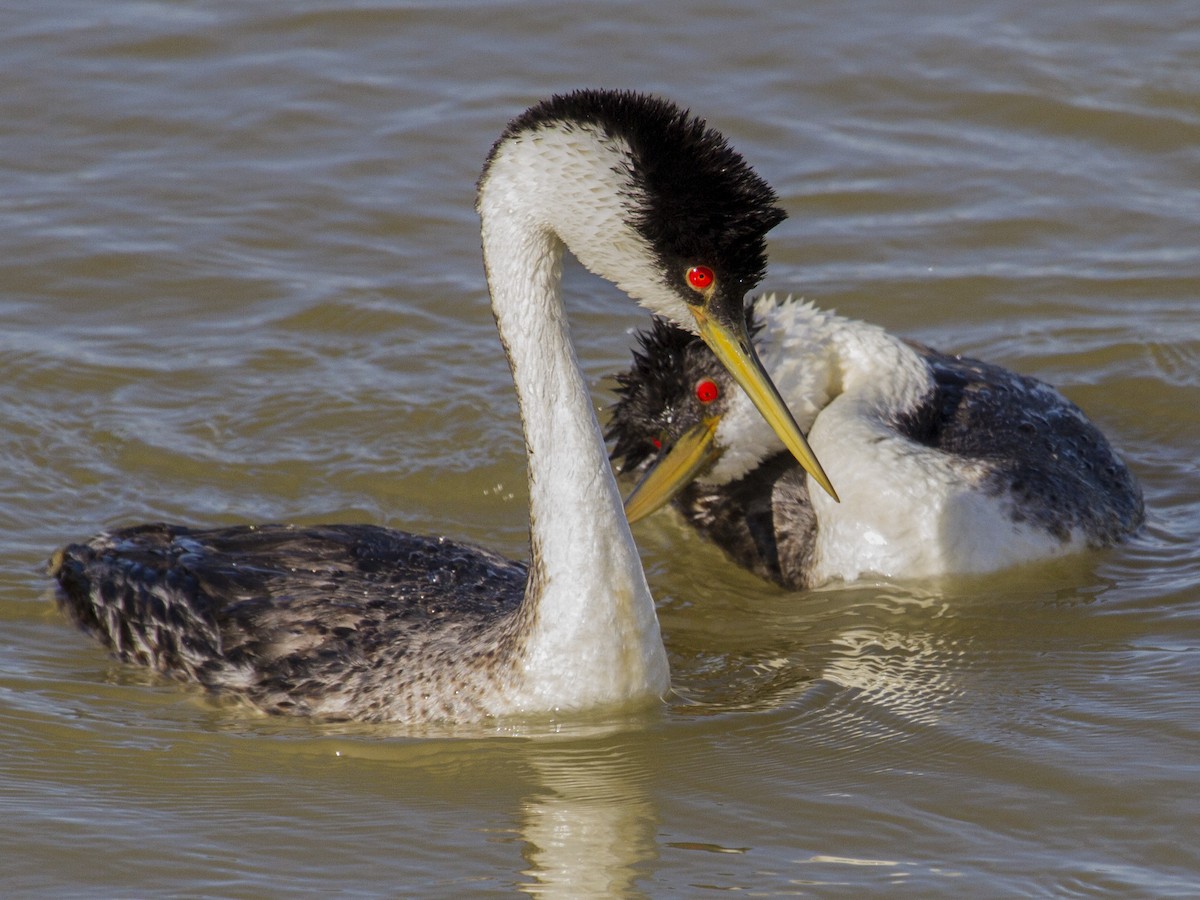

[695,379,719,404]
[651,436,663,450]
[686,266,715,291]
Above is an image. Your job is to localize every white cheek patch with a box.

[484,126,694,328]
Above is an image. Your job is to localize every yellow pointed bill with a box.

[624,417,721,523]
[692,308,839,503]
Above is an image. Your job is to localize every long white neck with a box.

[477,160,670,714]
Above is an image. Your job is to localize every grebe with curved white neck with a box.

[50,90,832,723]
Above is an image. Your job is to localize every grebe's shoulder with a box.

[894,343,1145,545]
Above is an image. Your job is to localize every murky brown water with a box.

[2,1,1198,895]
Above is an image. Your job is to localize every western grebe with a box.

[609,294,1143,589]
[49,90,834,723]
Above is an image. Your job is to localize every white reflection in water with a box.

[517,743,656,897]
[817,626,963,730]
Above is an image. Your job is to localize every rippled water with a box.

[2,1,1198,895]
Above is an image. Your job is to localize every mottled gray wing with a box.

[52,523,527,695]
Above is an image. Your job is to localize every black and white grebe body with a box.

[609,294,1144,590]
[50,90,836,724]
